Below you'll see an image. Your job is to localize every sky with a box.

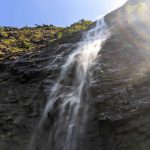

[0,0,127,27]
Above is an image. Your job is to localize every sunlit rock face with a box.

[1,0,150,150]
[89,0,150,149]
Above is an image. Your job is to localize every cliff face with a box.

[1,0,150,150]
[0,32,82,150]
[93,1,150,149]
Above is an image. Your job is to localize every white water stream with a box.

[30,17,109,150]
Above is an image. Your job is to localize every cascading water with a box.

[30,17,109,150]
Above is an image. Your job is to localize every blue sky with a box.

[0,0,127,27]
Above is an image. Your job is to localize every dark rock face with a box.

[1,0,150,150]
[0,37,80,150]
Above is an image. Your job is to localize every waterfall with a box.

[29,17,109,150]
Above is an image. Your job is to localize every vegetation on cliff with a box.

[0,19,92,60]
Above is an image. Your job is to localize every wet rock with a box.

[0,40,78,150]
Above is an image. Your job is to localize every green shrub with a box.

[17,35,33,49]
[31,31,43,43]
[0,31,8,38]
[0,44,7,50]
[1,39,17,47]
[9,47,21,53]
[0,19,92,59]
